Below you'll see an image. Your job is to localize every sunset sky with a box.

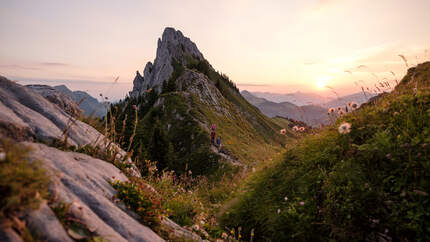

[1,0,429,100]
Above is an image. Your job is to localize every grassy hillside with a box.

[221,62,430,241]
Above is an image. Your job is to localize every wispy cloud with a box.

[39,62,69,66]
[0,61,69,71]
[0,64,41,70]
[237,83,272,87]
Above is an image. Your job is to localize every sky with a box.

[1,0,429,100]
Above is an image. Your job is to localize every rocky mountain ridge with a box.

[112,27,286,176]
[131,27,205,96]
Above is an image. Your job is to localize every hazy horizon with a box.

[1,0,430,100]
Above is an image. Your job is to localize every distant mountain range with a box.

[250,90,375,107]
[250,91,329,106]
[241,91,328,126]
[54,85,106,117]
[242,90,376,126]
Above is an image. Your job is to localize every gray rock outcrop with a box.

[0,227,23,242]
[0,75,202,241]
[0,76,140,176]
[25,201,74,242]
[26,84,82,118]
[130,27,204,96]
[0,76,101,146]
[23,142,164,242]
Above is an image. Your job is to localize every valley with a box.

[1,26,429,242]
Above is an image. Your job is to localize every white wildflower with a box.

[338,122,351,134]
[349,102,359,110]
[0,152,5,160]
[222,232,228,239]
[284,196,288,201]
[192,224,200,231]
[277,209,281,214]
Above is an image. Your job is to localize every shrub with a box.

[111,177,165,227]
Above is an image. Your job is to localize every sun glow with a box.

[315,76,333,89]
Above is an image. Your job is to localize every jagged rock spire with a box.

[131,71,144,95]
[130,27,204,96]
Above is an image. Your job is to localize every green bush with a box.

[111,178,165,227]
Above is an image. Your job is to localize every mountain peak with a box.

[130,27,204,96]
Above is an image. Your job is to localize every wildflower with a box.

[337,110,345,116]
[284,196,288,201]
[337,107,342,111]
[299,127,305,132]
[192,224,200,231]
[371,219,380,224]
[277,209,281,214]
[200,220,205,225]
[338,122,351,134]
[0,152,5,160]
[299,201,305,206]
[188,170,192,175]
[328,107,335,114]
[222,232,228,239]
[280,128,287,135]
[292,126,299,131]
[386,153,392,159]
[348,102,359,110]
